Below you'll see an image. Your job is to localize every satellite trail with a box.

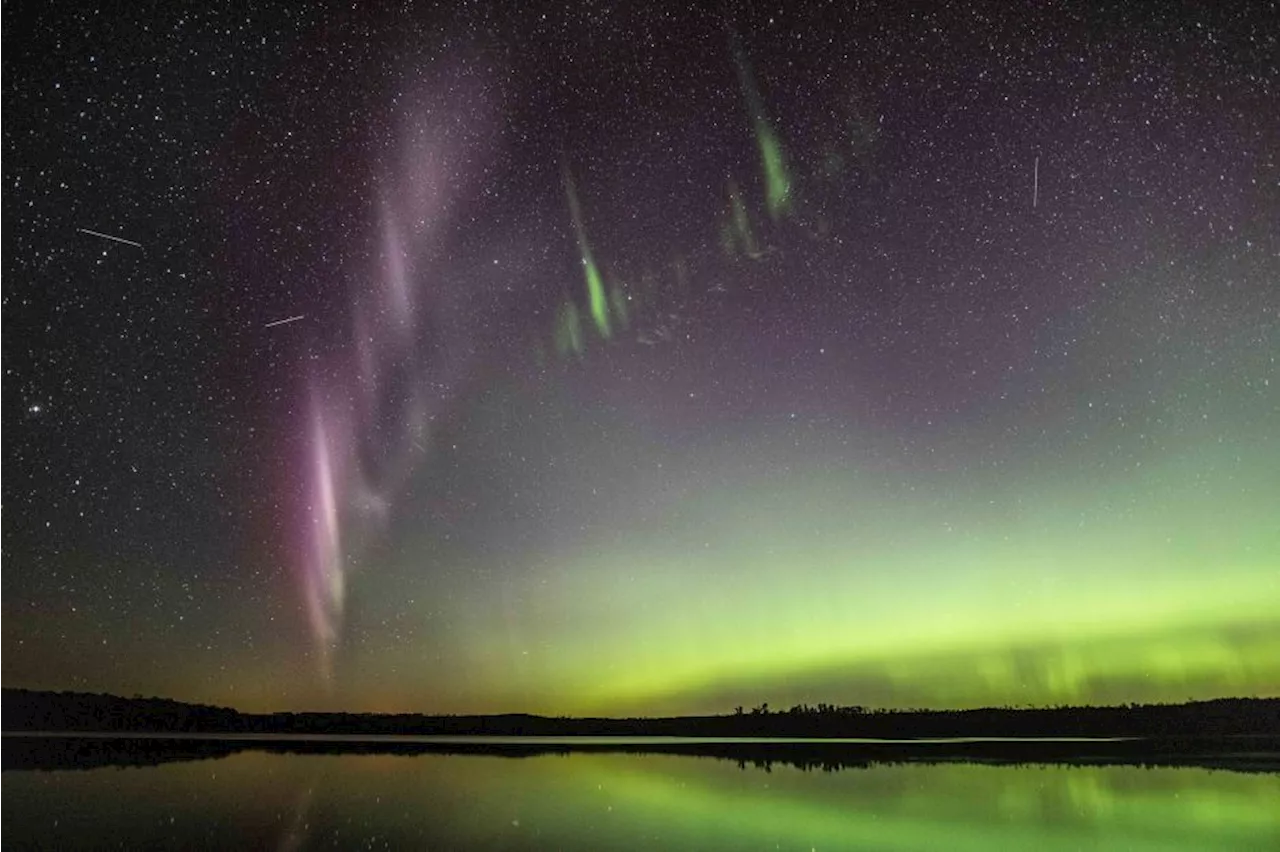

[78,227,142,248]
[264,314,305,328]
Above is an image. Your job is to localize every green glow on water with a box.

[4,750,1276,850]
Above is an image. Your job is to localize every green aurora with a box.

[563,162,612,340]
[732,41,794,221]
[316,346,1280,717]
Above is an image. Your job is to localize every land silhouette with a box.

[4,689,1277,774]
[4,689,1277,738]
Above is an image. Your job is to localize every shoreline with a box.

[7,730,1279,774]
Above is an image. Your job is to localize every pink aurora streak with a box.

[297,68,495,681]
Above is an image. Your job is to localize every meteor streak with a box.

[77,227,142,248]
[265,314,306,328]
[1033,156,1040,208]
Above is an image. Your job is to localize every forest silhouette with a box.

[4,688,1276,738]
[4,689,1277,775]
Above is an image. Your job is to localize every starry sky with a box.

[3,1,1277,716]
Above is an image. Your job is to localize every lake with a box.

[4,737,1277,850]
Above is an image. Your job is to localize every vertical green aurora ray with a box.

[724,178,762,258]
[562,163,611,339]
[554,299,584,357]
[732,41,793,221]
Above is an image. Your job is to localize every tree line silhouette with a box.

[3,688,1276,739]
[8,731,1279,775]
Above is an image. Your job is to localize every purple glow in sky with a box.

[297,67,498,679]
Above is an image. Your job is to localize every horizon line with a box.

[4,686,1274,721]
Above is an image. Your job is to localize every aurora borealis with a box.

[3,2,1278,716]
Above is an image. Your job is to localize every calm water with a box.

[4,742,1278,850]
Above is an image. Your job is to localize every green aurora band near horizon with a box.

[310,274,1279,717]
[381,429,1278,717]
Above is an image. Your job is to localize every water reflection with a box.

[4,746,1278,850]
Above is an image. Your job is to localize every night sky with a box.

[4,2,1277,716]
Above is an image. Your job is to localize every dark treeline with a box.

[3,735,242,772]
[3,690,242,733]
[7,732,1280,774]
[3,688,1277,738]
